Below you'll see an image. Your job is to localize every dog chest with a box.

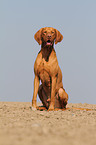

[39,70,51,88]
[38,59,51,84]
[34,52,59,79]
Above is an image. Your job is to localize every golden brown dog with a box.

[32,27,68,111]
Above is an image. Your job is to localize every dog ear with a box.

[34,28,43,45]
[55,29,63,44]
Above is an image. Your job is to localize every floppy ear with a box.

[34,28,43,45]
[55,29,63,44]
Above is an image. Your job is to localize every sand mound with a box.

[0,102,96,145]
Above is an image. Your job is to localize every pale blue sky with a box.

[0,0,96,104]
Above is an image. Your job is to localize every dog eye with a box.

[44,31,47,34]
[51,31,54,34]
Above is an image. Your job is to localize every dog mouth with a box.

[46,40,53,46]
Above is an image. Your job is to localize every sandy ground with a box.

[0,102,96,145]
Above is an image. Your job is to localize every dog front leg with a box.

[32,75,40,110]
[48,77,56,111]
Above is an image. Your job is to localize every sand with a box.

[0,102,96,145]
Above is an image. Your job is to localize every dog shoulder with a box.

[35,51,42,63]
[49,50,59,77]
[34,51,42,74]
[50,50,58,64]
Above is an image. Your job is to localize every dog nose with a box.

[47,34,51,39]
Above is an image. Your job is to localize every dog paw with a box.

[48,104,54,111]
[32,106,37,111]
[48,108,54,111]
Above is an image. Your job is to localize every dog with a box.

[32,27,68,111]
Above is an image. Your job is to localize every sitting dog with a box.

[32,27,68,111]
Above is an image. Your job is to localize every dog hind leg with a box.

[38,84,49,109]
[58,88,68,109]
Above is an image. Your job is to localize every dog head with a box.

[34,27,63,46]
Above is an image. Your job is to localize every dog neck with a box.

[41,45,53,62]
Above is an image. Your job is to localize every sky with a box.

[0,0,96,104]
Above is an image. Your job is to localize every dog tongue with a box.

[46,41,53,46]
[47,42,51,45]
